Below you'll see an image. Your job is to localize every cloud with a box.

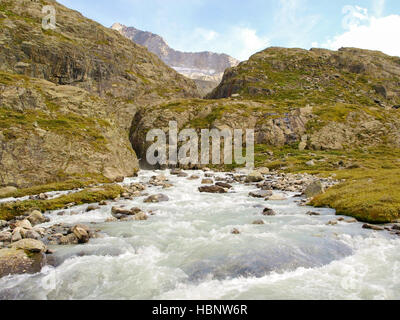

[322,5,400,57]
[372,0,385,17]
[174,26,269,61]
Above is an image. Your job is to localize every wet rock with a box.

[86,205,100,212]
[71,225,90,244]
[245,171,264,183]
[170,168,182,175]
[267,194,287,201]
[198,186,227,194]
[38,193,48,200]
[11,239,47,253]
[392,224,400,231]
[99,200,108,206]
[249,190,273,198]
[112,207,134,216]
[231,228,240,235]
[262,208,276,216]
[205,173,214,178]
[162,183,174,189]
[11,230,22,242]
[362,224,384,231]
[201,178,214,184]
[345,218,358,223]
[105,217,118,223]
[144,194,169,203]
[215,182,233,189]
[178,172,188,177]
[304,181,324,198]
[134,212,148,221]
[327,220,338,226]
[22,229,41,240]
[252,220,265,225]
[59,233,79,245]
[114,176,125,183]
[307,211,320,216]
[0,248,45,278]
[187,175,200,180]
[27,210,47,226]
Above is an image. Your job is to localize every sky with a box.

[57,0,400,61]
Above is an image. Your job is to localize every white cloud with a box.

[323,5,400,57]
[174,26,269,61]
[372,0,385,17]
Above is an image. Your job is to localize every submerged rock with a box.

[198,186,227,194]
[249,190,273,198]
[252,220,265,225]
[262,208,276,216]
[362,224,384,231]
[231,228,240,235]
[144,194,169,203]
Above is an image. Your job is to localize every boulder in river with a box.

[11,239,47,253]
[362,224,384,231]
[262,208,276,216]
[59,233,79,245]
[0,248,45,278]
[27,210,48,226]
[12,219,32,230]
[231,228,240,235]
[215,182,233,189]
[198,186,227,194]
[71,225,90,244]
[252,220,265,225]
[144,194,169,203]
[304,181,324,198]
[0,231,12,242]
[201,178,214,184]
[267,194,287,201]
[245,171,264,183]
[249,190,273,198]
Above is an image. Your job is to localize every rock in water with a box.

[11,239,47,253]
[198,186,227,194]
[245,171,264,183]
[249,190,273,198]
[144,194,170,203]
[231,228,240,234]
[252,220,265,225]
[215,182,233,189]
[304,181,324,198]
[0,248,45,278]
[262,208,276,216]
[267,194,287,201]
[27,210,47,226]
[201,179,214,184]
[71,225,90,244]
[362,224,384,231]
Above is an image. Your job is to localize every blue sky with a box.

[57,0,400,60]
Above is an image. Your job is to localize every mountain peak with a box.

[111,22,126,31]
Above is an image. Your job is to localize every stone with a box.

[178,172,188,177]
[71,225,90,243]
[231,228,240,235]
[12,219,33,230]
[249,190,273,198]
[86,205,100,212]
[257,167,270,175]
[38,193,48,200]
[262,208,276,216]
[0,248,45,278]
[252,220,265,225]
[245,171,264,183]
[0,220,8,229]
[22,229,41,240]
[170,168,182,175]
[11,239,47,253]
[60,233,79,245]
[392,224,400,231]
[0,186,17,197]
[307,211,320,216]
[327,220,338,226]
[198,186,227,194]
[144,194,170,203]
[215,182,233,189]
[134,212,148,221]
[201,179,214,184]
[362,224,384,231]
[267,194,287,201]
[114,176,125,183]
[0,231,12,242]
[27,210,47,226]
[304,181,324,198]
[11,230,22,242]
[99,200,108,206]
[345,218,358,223]
[306,160,315,166]
[188,175,200,180]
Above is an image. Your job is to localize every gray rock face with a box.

[111,23,239,93]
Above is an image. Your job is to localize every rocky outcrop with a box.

[0,0,199,187]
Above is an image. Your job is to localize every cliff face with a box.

[131,47,400,162]
[0,0,199,187]
[111,23,240,94]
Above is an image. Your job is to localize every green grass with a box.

[0,184,125,221]
[0,174,111,199]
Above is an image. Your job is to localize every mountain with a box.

[111,23,240,95]
[0,0,198,188]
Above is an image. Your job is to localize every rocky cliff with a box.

[131,47,400,162]
[111,23,239,95]
[0,0,199,187]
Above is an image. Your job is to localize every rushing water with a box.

[1,170,400,300]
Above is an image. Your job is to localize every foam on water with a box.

[1,170,399,299]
